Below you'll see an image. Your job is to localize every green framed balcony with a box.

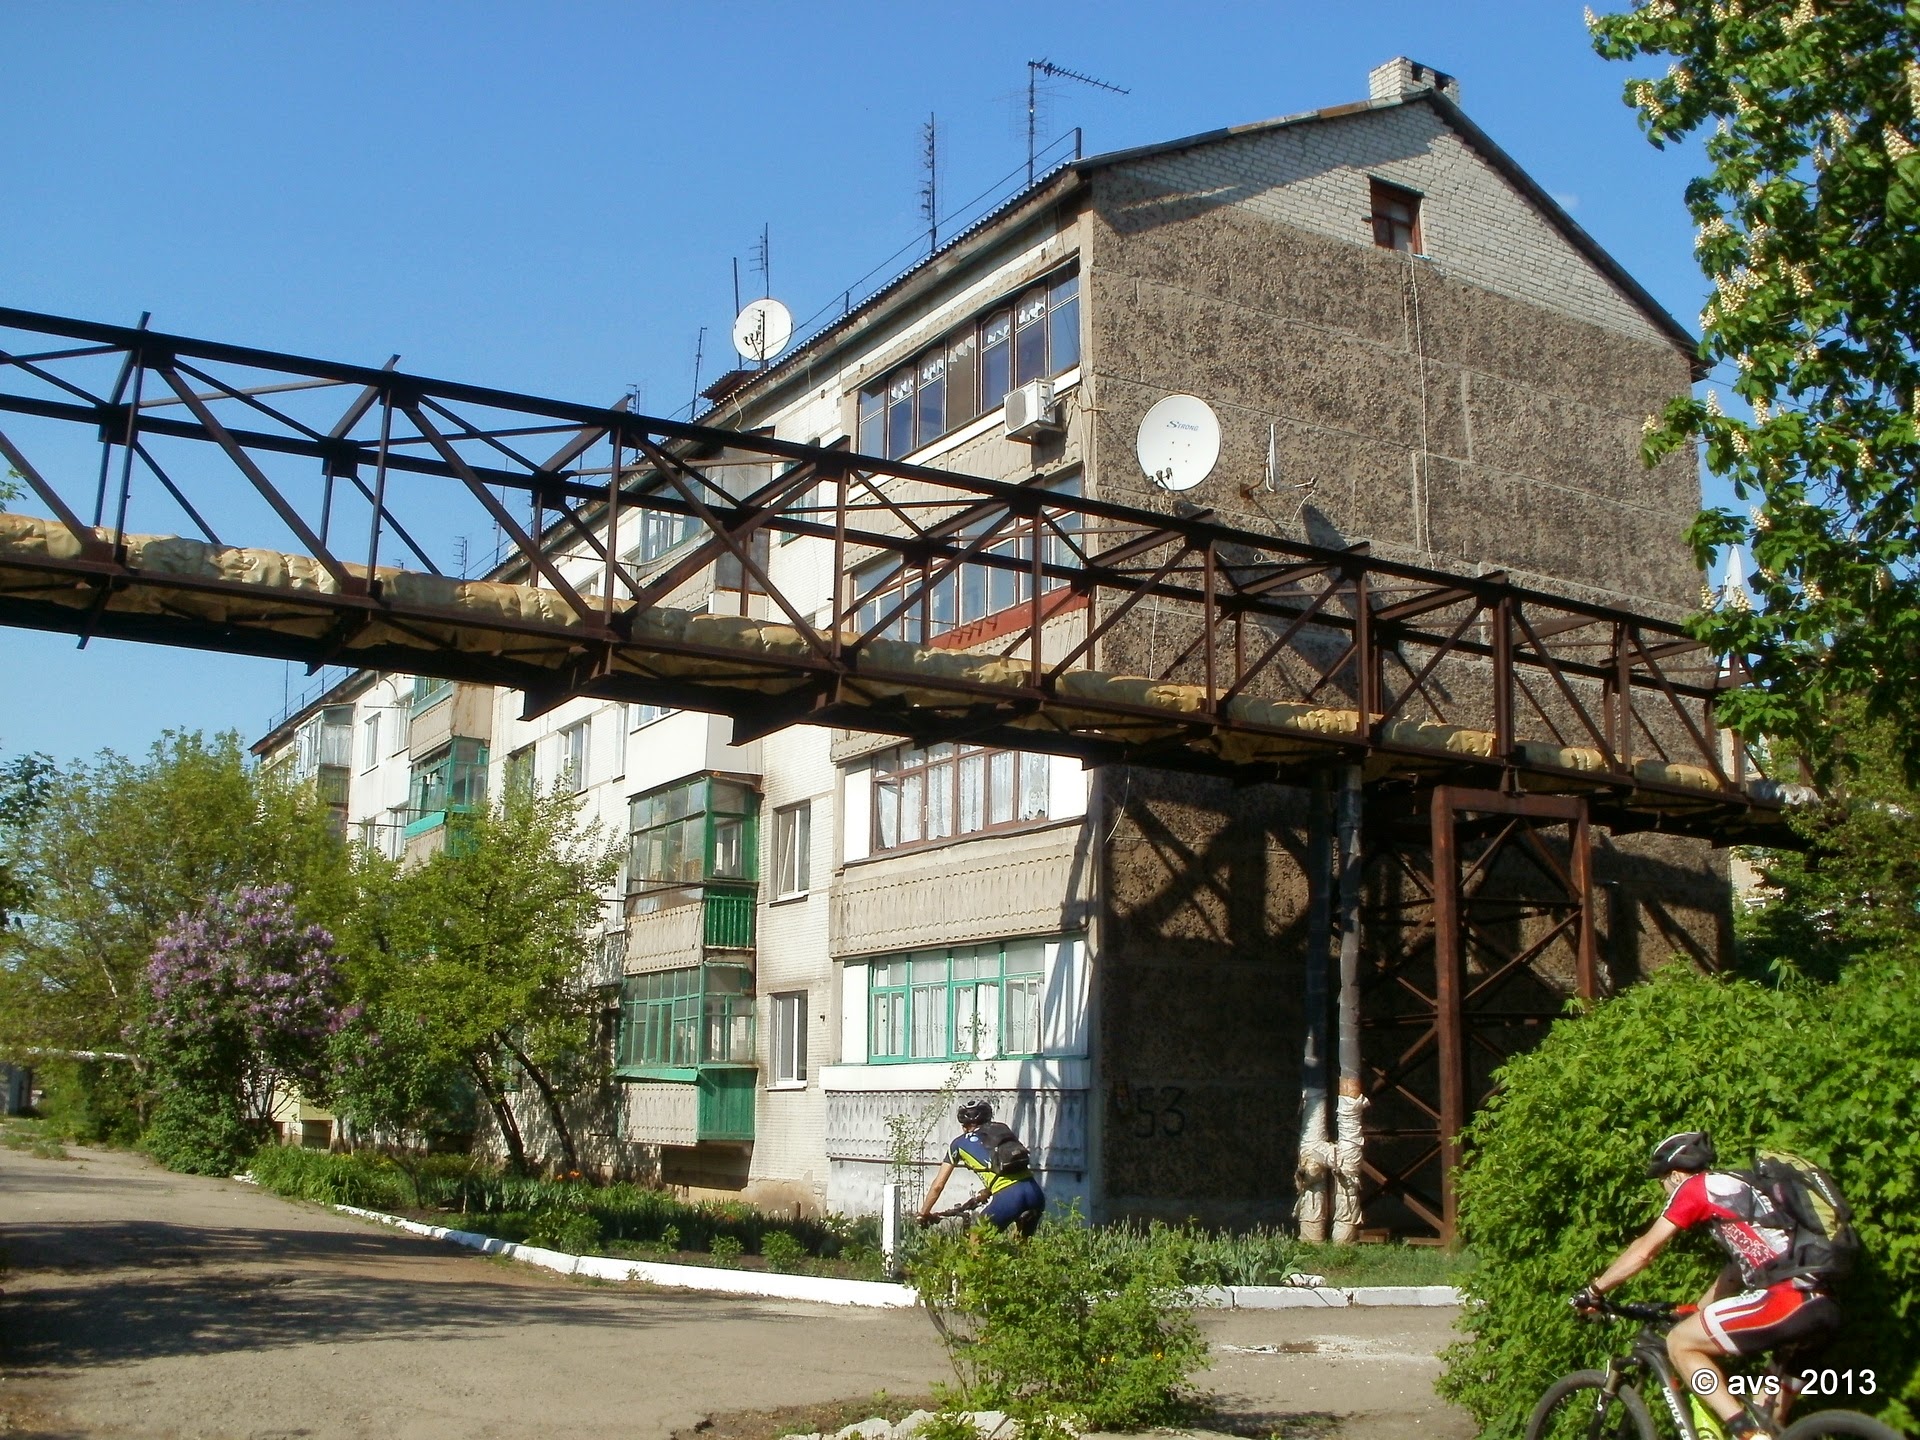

[615,962,754,1074]
[702,885,755,950]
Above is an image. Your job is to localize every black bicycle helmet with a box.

[956,1099,993,1126]
[1647,1130,1716,1177]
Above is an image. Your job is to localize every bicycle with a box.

[1525,1297,1903,1440]
[909,1200,987,1351]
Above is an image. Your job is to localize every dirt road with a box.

[0,1142,1473,1440]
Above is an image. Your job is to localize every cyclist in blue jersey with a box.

[918,1099,1046,1237]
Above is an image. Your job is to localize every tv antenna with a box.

[1027,58,1128,184]
[920,113,939,256]
[730,229,790,369]
[689,329,706,412]
[750,223,771,300]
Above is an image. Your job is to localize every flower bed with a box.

[247,1146,882,1276]
[246,1145,1473,1290]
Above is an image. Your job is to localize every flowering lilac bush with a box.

[143,884,344,1173]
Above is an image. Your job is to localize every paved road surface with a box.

[0,1142,1473,1440]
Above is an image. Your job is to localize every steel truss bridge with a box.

[0,307,1794,1238]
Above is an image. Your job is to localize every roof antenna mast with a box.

[751,223,771,301]
[920,113,939,256]
[1027,58,1129,184]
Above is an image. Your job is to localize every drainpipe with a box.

[1292,774,1334,1242]
[1331,764,1367,1243]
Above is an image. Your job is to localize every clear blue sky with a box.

[0,1,1724,767]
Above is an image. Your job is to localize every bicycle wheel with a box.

[1781,1412,1905,1440]
[1526,1370,1657,1440]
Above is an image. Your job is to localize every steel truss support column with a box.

[1359,785,1597,1245]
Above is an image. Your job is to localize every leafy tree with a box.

[0,747,54,925]
[1735,704,1920,980]
[0,731,353,1131]
[348,782,620,1173]
[1588,1,1920,775]
[142,884,344,1174]
[326,1002,477,1155]
[1437,961,1919,1434]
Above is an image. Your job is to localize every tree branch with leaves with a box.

[345,781,621,1174]
[1589,0,1920,774]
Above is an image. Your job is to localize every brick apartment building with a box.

[256,58,1728,1229]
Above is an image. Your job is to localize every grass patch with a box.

[0,1118,70,1160]
[1290,1239,1472,1289]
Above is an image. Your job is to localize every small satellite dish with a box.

[732,298,793,363]
[1136,394,1221,492]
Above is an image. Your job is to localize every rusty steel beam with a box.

[0,306,1783,839]
[1364,786,1599,1243]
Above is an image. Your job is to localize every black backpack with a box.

[975,1120,1032,1177]
[1742,1149,1860,1289]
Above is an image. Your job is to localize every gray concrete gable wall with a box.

[1084,122,1704,611]
[1117,103,1671,347]
[1075,106,1727,1229]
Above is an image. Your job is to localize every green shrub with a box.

[912,1412,976,1440]
[1080,1219,1302,1288]
[247,1145,412,1211]
[32,1058,143,1146]
[473,1210,533,1243]
[909,1207,1207,1431]
[710,1234,744,1261]
[761,1230,804,1271]
[1438,959,1919,1435]
[145,1084,260,1177]
[527,1207,601,1255]
[1792,954,1920,1430]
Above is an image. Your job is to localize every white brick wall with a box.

[747,720,836,1195]
[1118,102,1670,346]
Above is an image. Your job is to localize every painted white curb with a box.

[1194,1283,1462,1309]
[332,1205,919,1307]
[1348,1284,1461,1306]
[324,1201,1461,1311]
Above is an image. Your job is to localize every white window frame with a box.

[361,712,381,772]
[561,719,589,792]
[606,705,625,781]
[773,800,811,899]
[771,991,808,1087]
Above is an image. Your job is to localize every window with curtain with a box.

[871,743,1050,853]
[856,265,1081,461]
[864,939,1056,1063]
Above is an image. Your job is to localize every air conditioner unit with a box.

[1003,379,1062,442]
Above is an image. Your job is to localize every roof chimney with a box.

[1369,57,1460,104]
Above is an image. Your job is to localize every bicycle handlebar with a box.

[1582,1296,1681,1324]
[918,1199,984,1225]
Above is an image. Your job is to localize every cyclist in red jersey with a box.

[1572,1132,1839,1437]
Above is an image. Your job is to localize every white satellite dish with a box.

[732,298,793,363]
[1136,394,1221,493]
